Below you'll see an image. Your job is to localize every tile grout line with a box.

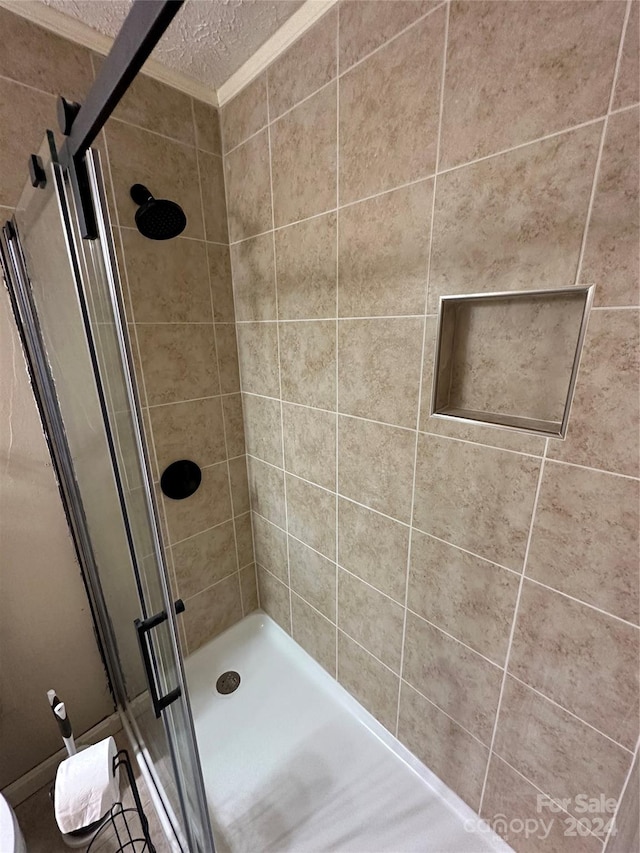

[486,752,611,840]
[575,0,633,291]
[223,102,637,250]
[602,736,640,850]
[253,494,640,631]
[257,517,638,750]
[478,440,549,813]
[192,96,245,616]
[394,0,450,739]
[219,99,262,613]
[551,0,634,499]
[242,390,640,479]
[506,673,634,754]
[334,4,341,682]
[97,122,183,639]
[222,0,448,158]
[265,71,293,636]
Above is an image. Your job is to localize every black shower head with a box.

[130,184,187,240]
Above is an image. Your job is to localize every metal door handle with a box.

[134,599,185,718]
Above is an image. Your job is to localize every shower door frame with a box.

[1,139,215,853]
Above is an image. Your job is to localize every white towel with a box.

[54,737,120,834]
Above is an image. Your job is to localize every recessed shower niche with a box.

[431,286,594,437]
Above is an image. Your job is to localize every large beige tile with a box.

[105,121,204,239]
[428,123,601,312]
[283,403,336,490]
[215,324,241,394]
[184,573,243,651]
[121,230,212,323]
[243,393,283,467]
[106,66,194,144]
[481,756,604,853]
[398,682,488,812]
[413,434,541,570]
[337,631,399,732]
[613,1,639,110]
[257,566,291,632]
[338,318,423,428]
[235,512,254,568]
[0,79,55,208]
[229,455,250,516]
[268,8,337,119]
[510,581,639,748]
[408,530,518,665]
[240,563,259,614]
[338,570,404,671]
[279,321,336,409]
[0,8,92,99]
[292,593,336,676]
[286,474,336,559]
[253,513,288,582]
[163,462,232,543]
[494,677,631,821]
[338,181,432,317]
[548,309,640,477]
[338,0,437,71]
[231,233,276,320]
[208,242,235,322]
[289,536,336,620]
[236,322,280,397]
[137,324,219,405]
[172,520,237,599]
[271,83,337,226]
[440,1,625,168]
[150,396,226,472]
[339,8,445,204]
[608,752,639,853]
[580,108,639,307]
[221,74,268,152]
[199,151,228,243]
[247,457,285,527]
[338,498,408,602]
[527,461,639,624]
[225,129,272,241]
[222,393,246,458]
[338,416,416,522]
[193,99,221,155]
[276,213,337,320]
[403,611,503,743]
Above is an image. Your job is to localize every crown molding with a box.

[0,0,218,106]
[0,0,339,110]
[216,0,337,107]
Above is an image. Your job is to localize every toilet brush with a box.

[46,690,77,756]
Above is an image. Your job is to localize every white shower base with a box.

[185,612,511,853]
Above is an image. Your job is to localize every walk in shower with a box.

[2,0,638,851]
[0,127,507,853]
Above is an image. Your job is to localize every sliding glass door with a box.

[1,133,214,852]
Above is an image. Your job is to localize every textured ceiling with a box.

[41,0,303,89]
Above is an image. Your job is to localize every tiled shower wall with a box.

[96,70,257,653]
[222,1,640,848]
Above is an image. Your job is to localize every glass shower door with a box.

[1,134,214,853]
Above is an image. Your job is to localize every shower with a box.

[130,183,186,240]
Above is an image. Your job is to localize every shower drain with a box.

[216,671,241,695]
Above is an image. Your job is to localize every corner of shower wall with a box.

[96,71,257,656]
